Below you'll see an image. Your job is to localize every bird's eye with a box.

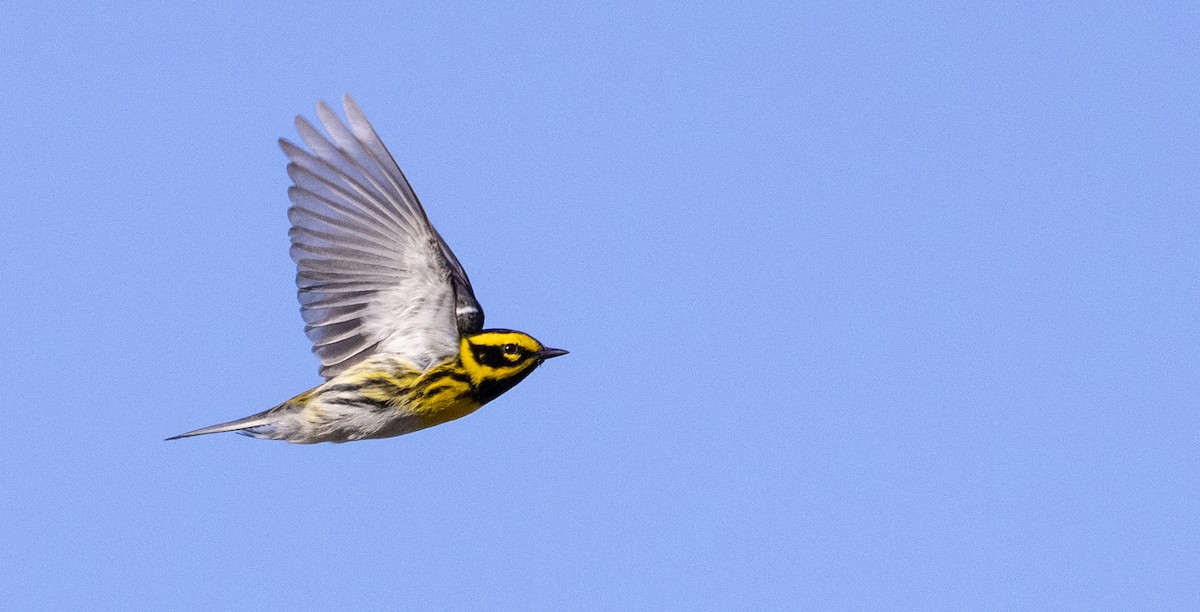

[502,344,519,355]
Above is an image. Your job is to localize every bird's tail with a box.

[165,409,278,441]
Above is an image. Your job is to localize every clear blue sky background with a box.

[2,2,1197,609]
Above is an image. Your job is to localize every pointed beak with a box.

[537,347,569,360]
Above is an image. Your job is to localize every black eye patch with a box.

[473,343,526,368]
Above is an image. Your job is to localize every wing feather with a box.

[280,95,485,377]
[294,115,424,235]
[300,304,369,326]
[285,184,404,247]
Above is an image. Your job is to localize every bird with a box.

[168,95,567,443]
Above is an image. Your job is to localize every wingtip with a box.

[315,99,338,125]
[293,114,315,134]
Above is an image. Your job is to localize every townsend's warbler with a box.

[168,95,566,444]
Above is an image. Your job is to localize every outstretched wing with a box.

[279,94,484,378]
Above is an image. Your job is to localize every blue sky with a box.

[2,1,1197,609]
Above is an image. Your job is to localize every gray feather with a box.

[280,95,485,377]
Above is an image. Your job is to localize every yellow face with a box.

[458,330,567,404]
[460,330,546,377]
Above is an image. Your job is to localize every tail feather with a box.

[165,411,277,441]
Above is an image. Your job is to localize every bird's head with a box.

[459,329,567,403]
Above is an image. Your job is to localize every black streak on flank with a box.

[327,395,390,410]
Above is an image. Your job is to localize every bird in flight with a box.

[169,95,567,443]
